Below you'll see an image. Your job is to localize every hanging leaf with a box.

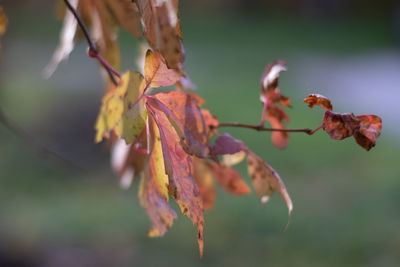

[147,102,204,257]
[95,71,147,143]
[139,118,177,236]
[247,150,293,216]
[147,91,209,158]
[304,94,333,111]
[266,106,290,149]
[322,111,360,140]
[211,133,246,156]
[208,162,251,196]
[136,0,183,71]
[193,158,217,210]
[354,115,382,151]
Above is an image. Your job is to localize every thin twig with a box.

[0,106,83,172]
[217,122,313,134]
[63,0,120,86]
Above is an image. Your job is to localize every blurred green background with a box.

[1,0,400,266]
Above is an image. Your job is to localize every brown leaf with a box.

[139,118,177,237]
[145,49,180,88]
[147,101,204,257]
[211,133,246,156]
[136,0,183,71]
[304,94,333,111]
[322,111,360,140]
[193,158,216,210]
[260,60,287,93]
[354,115,382,151]
[209,162,251,196]
[247,150,293,215]
[266,106,290,149]
[147,91,209,158]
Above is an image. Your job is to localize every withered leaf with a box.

[266,106,290,149]
[208,162,251,196]
[95,71,147,144]
[322,111,360,140]
[211,133,246,156]
[139,118,177,237]
[147,91,209,158]
[260,60,287,94]
[145,49,180,88]
[354,115,382,151]
[247,150,293,216]
[304,94,333,111]
[147,102,204,257]
[136,0,183,71]
[193,158,216,210]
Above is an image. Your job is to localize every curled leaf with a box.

[354,115,382,151]
[304,94,333,111]
[247,151,293,216]
[95,71,147,143]
[145,49,180,88]
[322,111,360,140]
[211,133,246,156]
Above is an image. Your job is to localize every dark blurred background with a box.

[1,0,399,266]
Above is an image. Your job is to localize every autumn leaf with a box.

[136,0,183,71]
[139,118,177,237]
[95,71,147,143]
[304,94,333,111]
[193,158,216,210]
[247,150,293,216]
[354,115,382,151]
[211,133,246,156]
[259,60,291,149]
[322,111,360,140]
[208,162,251,196]
[144,49,180,88]
[0,4,7,52]
[222,151,247,167]
[146,101,204,257]
[147,91,209,158]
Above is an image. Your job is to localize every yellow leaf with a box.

[95,71,147,143]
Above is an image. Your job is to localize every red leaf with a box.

[193,158,216,210]
[147,91,209,158]
[147,101,204,257]
[209,162,251,196]
[322,111,360,140]
[266,106,290,149]
[304,94,333,111]
[354,115,382,151]
[211,133,246,156]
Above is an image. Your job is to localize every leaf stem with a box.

[63,0,120,85]
[217,122,313,134]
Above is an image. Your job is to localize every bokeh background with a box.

[1,0,400,266]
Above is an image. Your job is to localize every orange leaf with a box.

[193,158,216,210]
[304,94,333,111]
[266,106,290,149]
[147,101,204,257]
[247,151,293,216]
[139,118,177,237]
[322,111,360,140]
[147,91,210,158]
[144,49,180,88]
[354,115,382,151]
[209,162,251,196]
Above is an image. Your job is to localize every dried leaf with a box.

[261,60,287,93]
[95,71,147,143]
[144,49,180,88]
[139,118,177,236]
[266,106,290,149]
[211,133,246,156]
[136,0,183,70]
[322,111,360,140]
[147,91,209,158]
[354,115,382,151]
[209,162,251,196]
[304,94,333,111]
[193,158,216,210]
[247,151,292,216]
[147,102,204,257]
